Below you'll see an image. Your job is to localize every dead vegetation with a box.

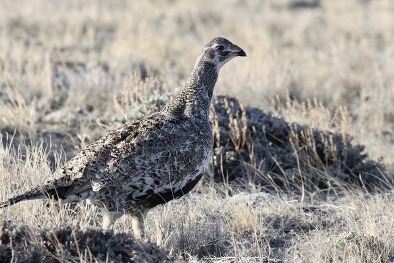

[1,0,394,262]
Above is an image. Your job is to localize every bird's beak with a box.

[232,45,247,57]
[236,48,247,57]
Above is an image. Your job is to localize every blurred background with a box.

[1,0,394,167]
[1,2,394,261]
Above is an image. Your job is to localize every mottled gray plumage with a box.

[0,37,246,238]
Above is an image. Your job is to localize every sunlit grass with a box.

[1,0,394,261]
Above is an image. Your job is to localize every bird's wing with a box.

[0,119,144,205]
[48,114,211,200]
[4,118,144,204]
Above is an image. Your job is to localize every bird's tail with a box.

[0,180,77,208]
[0,189,45,208]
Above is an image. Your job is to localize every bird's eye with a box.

[216,45,225,51]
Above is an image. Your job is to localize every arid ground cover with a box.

[0,0,394,262]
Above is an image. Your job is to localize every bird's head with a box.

[200,37,246,71]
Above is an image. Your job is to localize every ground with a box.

[0,0,394,262]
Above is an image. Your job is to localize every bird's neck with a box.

[164,61,218,120]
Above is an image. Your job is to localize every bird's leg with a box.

[131,211,146,240]
[102,211,121,231]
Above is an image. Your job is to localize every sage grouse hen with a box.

[0,37,246,239]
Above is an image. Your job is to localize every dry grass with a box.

[1,0,394,262]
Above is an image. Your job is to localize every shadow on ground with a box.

[0,220,172,263]
[209,96,392,193]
